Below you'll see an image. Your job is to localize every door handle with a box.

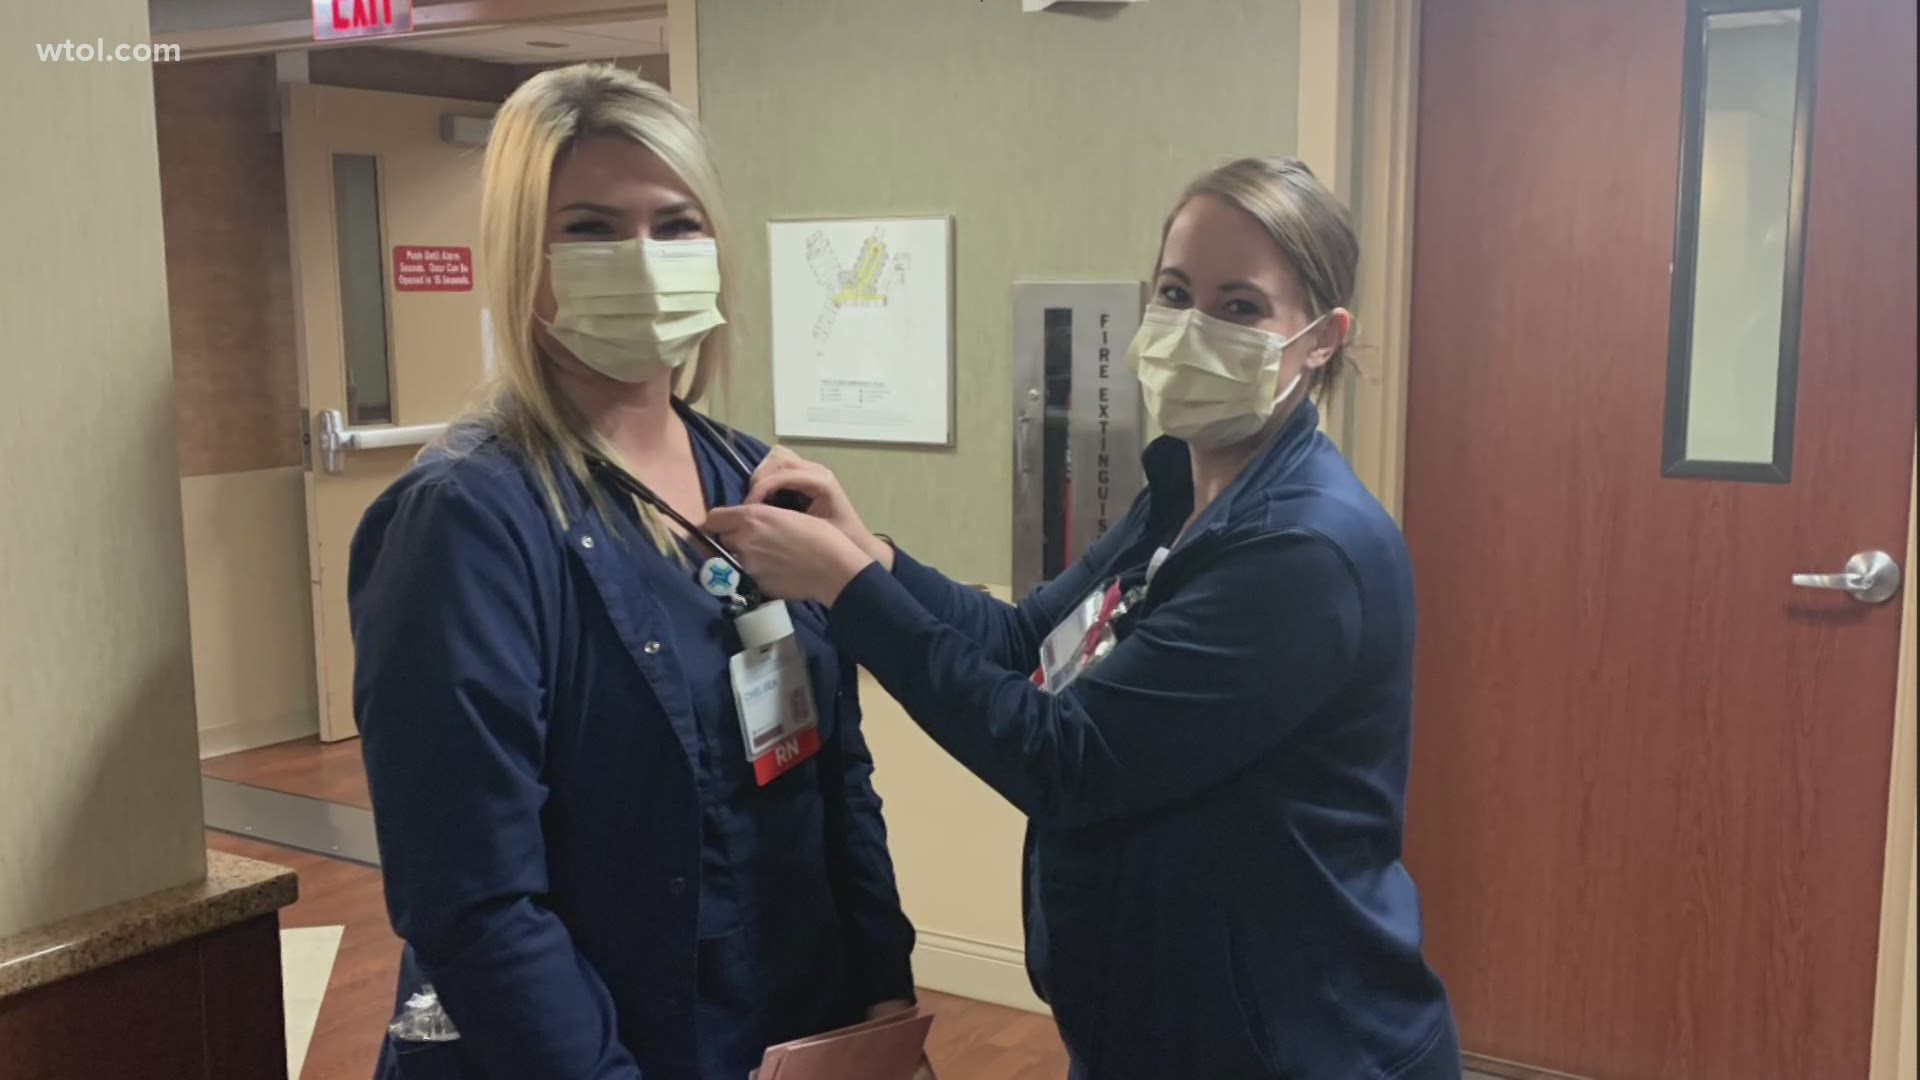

[317,409,449,474]
[1791,549,1903,604]
[1014,387,1041,489]
[1016,412,1031,484]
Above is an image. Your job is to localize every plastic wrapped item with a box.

[388,983,462,1043]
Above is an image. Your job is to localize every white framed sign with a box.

[768,216,953,446]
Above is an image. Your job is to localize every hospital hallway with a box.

[5,0,1913,1077]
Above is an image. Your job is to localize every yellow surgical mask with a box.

[543,237,725,382]
[1127,304,1327,448]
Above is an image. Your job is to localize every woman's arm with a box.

[742,446,1135,671]
[815,650,918,1010]
[882,542,1103,674]
[350,476,643,1080]
[828,532,1363,829]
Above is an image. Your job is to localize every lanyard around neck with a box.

[586,456,760,613]
[675,401,812,514]
[587,403,809,612]
[674,398,757,481]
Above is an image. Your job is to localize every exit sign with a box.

[312,0,414,42]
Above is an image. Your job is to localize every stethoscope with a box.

[585,401,809,617]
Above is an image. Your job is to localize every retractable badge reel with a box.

[1031,547,1167,694]
[726,597,821,785]
[1031,584,1126,693]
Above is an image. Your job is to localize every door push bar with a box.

[316,409,447,474]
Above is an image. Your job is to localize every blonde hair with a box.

[460,63,735,550]
[1160,156,1359,400]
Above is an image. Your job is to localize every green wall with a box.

[699,0,1300,583]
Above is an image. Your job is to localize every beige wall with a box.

[180,468,319,756]
[697,0,1301,585]
[694,0,1301,1002]
[0,0,207,937]
[861,671,1043,1012]
[1871,449,1918,1078]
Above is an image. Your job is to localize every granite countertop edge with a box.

[0,849,299,999]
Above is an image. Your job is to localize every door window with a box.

[332,152,394,426]
[1662,2,1817,482]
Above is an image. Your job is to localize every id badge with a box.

[1031,582,1125,694]
[728,601,821,786]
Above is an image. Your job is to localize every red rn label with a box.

[753,727,821,786]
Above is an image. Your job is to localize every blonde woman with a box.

[349,65,919,1079]
[709,159,1460,1079]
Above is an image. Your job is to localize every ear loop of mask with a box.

[1269,310,1334,406]
[1276,310,1333,357]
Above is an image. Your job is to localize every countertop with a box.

[0,849,298,999]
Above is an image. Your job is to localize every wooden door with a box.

[1400,0,1916,1077]
[283,84,494,741]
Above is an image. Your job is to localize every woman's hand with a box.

[704,505,876,607]
[746,448,894,571]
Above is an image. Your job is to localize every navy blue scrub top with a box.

[674,428,782,941]
[830,401,1459,1079]
[349,410,915,1080]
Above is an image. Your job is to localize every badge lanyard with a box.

[586,402,802,599]
[680,403,814,515]
[592,405,823,785]
[588,457,762,614]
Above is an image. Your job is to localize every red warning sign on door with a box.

[393,246,473,292]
